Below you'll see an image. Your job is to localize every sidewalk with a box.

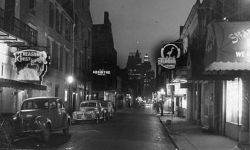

[158,113,241,150]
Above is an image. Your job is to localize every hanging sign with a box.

[158,43,180,69]
[13,50,49,81]
[93,69,111,76]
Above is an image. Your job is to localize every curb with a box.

[158,116,179,150]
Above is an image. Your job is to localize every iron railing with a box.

[0,8,37,46]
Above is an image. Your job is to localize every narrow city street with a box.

[12,108,175,150]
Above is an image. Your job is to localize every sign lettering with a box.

[14,50,49,81]
[158,43,180,69]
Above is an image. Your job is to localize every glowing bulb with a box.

[67,76,74,84]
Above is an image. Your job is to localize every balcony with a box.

[0,8,37,46]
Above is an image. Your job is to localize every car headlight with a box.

[88,110,95,114]
[12,112,20,120]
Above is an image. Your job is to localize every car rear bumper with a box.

[72,113,96,121]
[14,129,43,137]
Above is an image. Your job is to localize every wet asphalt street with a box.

[12,107,175,150]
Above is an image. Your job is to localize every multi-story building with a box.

[0,0,92,115]
[141,54,155,101]
[174,0,250,147]
[0,0,45,114]
[126,50,143,99]
[71,0,93,104]
[126,50,154,101]
[92,11,117,101]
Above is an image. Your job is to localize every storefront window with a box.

[226,78,242,124]
[65,90,68,102]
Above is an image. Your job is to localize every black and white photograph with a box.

[0,0,250,150]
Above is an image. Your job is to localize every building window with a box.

[226,78,242,125]
[60,13,64,34]
[52,41,58,69]
[79,53,83,71]
[87,58,91,71]
[49,2,54,28]
[64,90,68,102]
[55,85,59,97]
[56,8,60,33]
[46,38,52,57]
[82,0,84,8]
[74,14,78,34]
[59,46,63,71]
[87,29,91,47]
[87,0,90,9]
[81,23,84,40]
[65,50,69,73]
[65,19,71,41]
[74,49,78,74]
[29,0,36,9]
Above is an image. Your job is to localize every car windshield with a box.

[21,99,49,110]
[80,102,97,107]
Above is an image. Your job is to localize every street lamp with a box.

[67,75,74,115]
[67,75,74,84]
[159,88,165,116]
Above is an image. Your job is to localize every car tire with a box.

[103,114,106,122]
[107,113,110,120]
[63,121,70,136]
[96,115,100,124]
[42,124,51,143]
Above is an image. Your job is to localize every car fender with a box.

[94,111,99,118]
[34,116,52,129]
[64,114,71,126]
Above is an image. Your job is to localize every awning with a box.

[205,61,250,71]
[204,21,250,72]
[0,78,47,90]
[0,30,27,46]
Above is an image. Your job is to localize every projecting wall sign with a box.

[158,43,180,69]
[14,50,49,81]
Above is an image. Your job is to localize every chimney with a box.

[180,26,184,36]
[104,11,110,24]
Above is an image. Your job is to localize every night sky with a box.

[90,0,197,70]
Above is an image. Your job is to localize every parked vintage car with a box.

[12,97,71,142]
[72,100,106,123]
[101,101,114,120]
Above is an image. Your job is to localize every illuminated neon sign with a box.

[158,43,180,69]
[14,50,49,81]
[93,69,111,76]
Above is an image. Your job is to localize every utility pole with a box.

[84,40,88,101]
[68,0,75,115]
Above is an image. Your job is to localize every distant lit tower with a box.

[141,54,155,100]
[126,50,142,99]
